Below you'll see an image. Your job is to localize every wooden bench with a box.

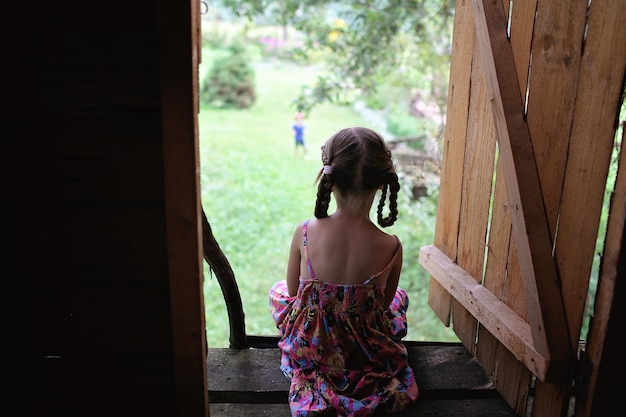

[207,341,519,416]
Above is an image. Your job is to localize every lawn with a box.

[199,59,460,347]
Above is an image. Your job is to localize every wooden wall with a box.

[421,0,625,416]
[3,1,207,416]
[2,1,623,417]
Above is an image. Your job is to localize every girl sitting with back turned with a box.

[270,127,419,416]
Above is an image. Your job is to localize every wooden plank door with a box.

[421,0,626,416]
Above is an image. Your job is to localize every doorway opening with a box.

[197,3,458,348]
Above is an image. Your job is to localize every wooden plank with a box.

[484,0,537,390]
[486,1,537,412]
[208,348,287,401]
[210,404,289,416]
[471,0,573,381]
[500,0,510,21]
[508,0,536,104]
[210,398,517,417]
[406,344,496,397]
[476,160,512,377]
[209,399,518,417]
[526,0,587,239]
[207,344,500,401]
[490,346,532,415]
[492,244,533,415]
[476,156,531,415]
[159,1,208,416]
[452,44,497,353]
[428,0,474,326]
[392,398,517,416]
[494,0,535,323]
[5,2,192,415]
[207,345,518,415]
[553,0,626,352]
[533,0,626,414]
[419,245,547,378]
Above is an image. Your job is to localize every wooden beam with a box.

[420,245,549,379]
[428,0,475,327]
[470,0,573,379]
[159,0,208,415]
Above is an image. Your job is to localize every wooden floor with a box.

[207,341,519,416]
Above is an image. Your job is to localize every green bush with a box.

[200,42,257,109]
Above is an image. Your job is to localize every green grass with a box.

[200,59,459,347]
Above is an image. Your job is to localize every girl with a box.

[270,127,419,416]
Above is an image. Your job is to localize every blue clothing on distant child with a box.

[293,123,305,145]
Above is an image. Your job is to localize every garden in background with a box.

[198,16,460,347]
[197,2,618,348]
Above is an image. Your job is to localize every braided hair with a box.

[314,127,400,227]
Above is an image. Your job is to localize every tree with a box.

[200,41,257,109]
[217,0,455,116]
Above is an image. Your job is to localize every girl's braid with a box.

[377,172,400,227]
[314,177,333,218]
[314,145,333,218]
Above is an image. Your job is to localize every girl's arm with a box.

[286,223,303,297]
[383,240,403,308]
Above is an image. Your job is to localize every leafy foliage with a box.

[200,41,257,109]
[216,0,455,113]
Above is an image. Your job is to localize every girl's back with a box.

[298,215,399,287]
[270,126,418,416]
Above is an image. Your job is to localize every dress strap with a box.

[302,219,316,279]
[362,236,401,285]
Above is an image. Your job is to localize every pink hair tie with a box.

[323,165,333,175]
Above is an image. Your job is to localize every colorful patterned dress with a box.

[269,220,419,416]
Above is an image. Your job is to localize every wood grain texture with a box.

[209,398,518,417]
[554,0,626,349]
[207,344,499,398]
[533,0,626,414]
[420,245,546,378]
[482,0,536,412]
[509,0,588,414]
[526,0,587,240]
[471,0,572,379]
[428,0,475,327]
[159,0,208,415]
[452,45,498,354]
[477,157,531,415]
[509,0,536,100]
[207,344,518,416]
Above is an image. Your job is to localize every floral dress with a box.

[269,220,419,416]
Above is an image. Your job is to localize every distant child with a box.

[292,111,308,158]
[270,127,419,416]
